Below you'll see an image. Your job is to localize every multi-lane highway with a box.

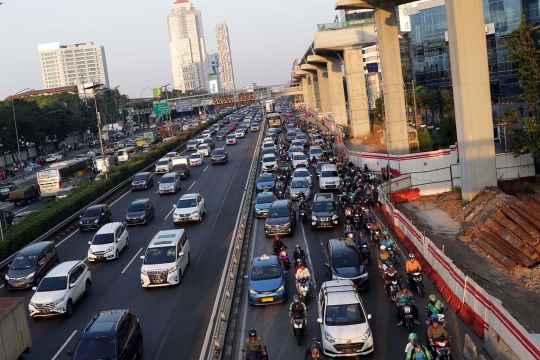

[0,121,260,360]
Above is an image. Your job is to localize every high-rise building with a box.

[215,23,235,92]
[207,51,221,93]
[38,42,109,89]
[168,0,209,92]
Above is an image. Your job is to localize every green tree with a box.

[440,116,457,147]
[402,61,412,86]
[441,90,454,118]
[375,96,384,122]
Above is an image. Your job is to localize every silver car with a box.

[289,178,310,200]
[159,172,181,195]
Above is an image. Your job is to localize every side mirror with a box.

[317,318,323,324]
[79,215,82,218]
[140,256,145,260]
[324,263,330,267]
[367,314,372,320]
[88,241,91,245]
[69,283,76,289]
[158,181,161,184]
[32,286,37,291]
[172,204,176,208]
[179,252,184,257]
[101,213,104,216]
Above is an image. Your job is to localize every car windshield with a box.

[144,246,176,264]
[321,170,339,178]
[227,135,235,138]
[37,276,67,292]
[191,154,201,159]
[313,201,335,212]
[188,140,196,145]
[257,195,274,204]
[74,336,116,359]
[157,160,169,166]
[161,176,174,183]
[203,139,212,143]
[83,207,101,217]
[251,264,280,280]
[128,203,146,212]
[56,190,70,197]
[268,207,290,218]
[291,180,307,188]
[264,157,276,163]
[92,233,115,245]
[258,174,274,182]
[176,199,197,208]
[316,162,329,172]
[296,135,306,139]
[325,304,366,326]
[295,170,309,178]
[332,250,361,268]
[10,254,37,270]
[199,145,208,149]
[263,143,273,148]
[214,150,225,155]
[310,148,323,155]
[293,154,306,160]
[133,174,147,181]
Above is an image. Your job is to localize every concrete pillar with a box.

[326,57,348,127]
[446,0,496,201]
[306,73,316,109]
[316,65,331,113]
[343,46,370,137]
[374,1,409,154]
[301,64,322,111]
[301,76,311,108]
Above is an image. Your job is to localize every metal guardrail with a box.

[202,120,266,360]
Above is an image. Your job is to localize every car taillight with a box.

[58,181,62,189]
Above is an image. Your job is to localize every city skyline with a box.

[216,23,235,92]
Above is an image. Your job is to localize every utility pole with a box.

[412,80,419,129]
[85,83,108,179]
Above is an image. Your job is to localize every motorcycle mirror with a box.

[324,263,330,267]
[367,314,372,320]
[317,318,323,324]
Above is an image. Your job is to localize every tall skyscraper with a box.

[167,0,209,92]
[38,41,109,89]
[215,23,235,92]
[206,51,221,93]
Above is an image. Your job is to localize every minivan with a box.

[117,147,136,163]
[159,172,181,195]
[319,164,341,190]
[4,241,59,289]
[140,229,191,287]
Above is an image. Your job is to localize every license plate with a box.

[180,217,189,220]
[261,297,273,303]
[41,309,51,314]
[405,314,414,318]
[342,349,353,354]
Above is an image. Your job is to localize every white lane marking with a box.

[0,284,4,289]
[121,248,143,274]
[188,181,196,190]
[164,207,175,220]
[300,222,317,289]
[203,165,209,172]
[15,205,29,214]
[109,188,132,207]
[56,229,80,247]
[51,330,78,360]
[83,257,88,263]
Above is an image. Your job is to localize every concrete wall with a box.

[0,147,39,167]
[314,26,377,51]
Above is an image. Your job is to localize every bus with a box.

[117,147,136,163]
[267,113,283,133]
[37,159,90,198]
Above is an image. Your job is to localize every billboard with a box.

[366,62,379,74]
[209,79,219,94]
[175,99,193,112]
[152,88,161,98]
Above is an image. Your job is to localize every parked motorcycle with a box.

[291,310,306,346]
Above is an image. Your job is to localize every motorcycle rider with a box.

[406,340,433,360]
[379,245,391,264]
[371,219,381,233]
[427,317,449,347]
[293,245,307,264]
[405,333,418,354]
[296,261,314,298]
[383,265,399,298]
[305,338,323,360]
[425,295,445,322]
[395,286,420,325]
[272,236,286,256]
[381,234,395,249]
[289,295,307,328]
[242,329,267,358]
[406,253,423,287]
[343,219,354,235]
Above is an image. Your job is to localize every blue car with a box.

[245,254,288,305]
[254,192,275,218]
[256,173,276,193]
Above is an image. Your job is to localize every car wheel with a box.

[65,299,73,317]
[137,336,143,359]
[84,280,91,297]
[198,213,203,222]
[116,250,119,259]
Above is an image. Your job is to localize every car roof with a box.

[314,193,334,202]
[45,260,81,277]
[321,164,337,170]
[269,200,289,209]
[161,172,176,178]
[136,172,150,176]
[320,280,361,306]
[130,198,149,205]
[96,222,123,234]
[180,193,198,199]
[148,229,185,247]
[328,238,358,255]
[190,152,201,156]
[252,254,279,267]
[86,204,106,210]
[263,154,275,159]
[18,241,53,255]
[83,309,127,337]
[291,152,305,157]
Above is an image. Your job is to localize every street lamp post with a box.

[11,88,29,166]
[161,84,172,137]
[85,83,108,179]
[98,86,120,132]
[140,87,150,127]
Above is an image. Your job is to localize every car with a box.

[289,177,311,200]
[226,134,237,145]
[316,280,374,357]
[155,157,173,174]
[319,164,341,190]
[131,172,154,191]
[245,254,288,305]
[189,152,204,166]
[56,186,78,199]
[79,204,112,231]
[291,152,309,169]
[187,140,198,150]
[202,137,215,149]
[197,143,211,157]
[261,154,278,172]
[216,130,228,140]
[311,193,339,230]
[172,193,206,223]
[251,123,260,131]
[227,124,236,132]
[315,161,329,176]
[45,153,63,162]
[87,222,129,261]
[287,146,304,159]
[262,148,276,157]
[0,183,18,201]
[254,192,275,218]
[262,142,276,153]
[9,210,36,225]
[296,133,308,146]
[286,131,297,141]
[291,140,303,148]
[256,173,276,193]
[140,229,190,287]
[264,199,296,237]
[325,238,369,290]
[3,241,59,290]
[67,309,143,360]
[74,154,87,159]
[28,260,91,318]
[159,172,181,194]
[87,150,97,157]
[293,168,312,187]
[309,145,324,161]
[195,134,206,144]
[164,151,179,158]
[125,198,155,225]
[234,129,246,138]
[211,148,229,165]
[24,163,41,173]
[202,130,212,138]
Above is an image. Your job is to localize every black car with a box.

[125,198,155,225]
[131,172,153,191]
[211,148,229,165]
[264,200,296,237]
[79,204,112,231]
[3,241,59,290]
[310,193,339,230]
[325,238,369,291]
[203,138,215,149]
[216,130,228,140]
[68,309,143,360]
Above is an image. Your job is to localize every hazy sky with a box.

[0,0,338,100]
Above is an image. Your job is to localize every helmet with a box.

[408,333,418,341]
[346,219,351,224]
[248,329,257,337]
[293,295,300,303]
[295,245,301,250]
[382,230,388,236]
[429,294,437,302]
[380,245,386,251]
[274,235,280,241]
[385,234,390,239]
[409,253,416,260]
[414,340,423,348]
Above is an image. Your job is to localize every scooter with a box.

[430,337,452,360]
[279,247,291,270]
[291,311,306,346]
[386,276,401,301]
[241,349,266,360]
[372,230,382,246]
[400,303,415,333]
[298,205,308,224]
[353,213,362,231]
[297,278,310,304]
[357,237,370,266]
[409,271,424,298]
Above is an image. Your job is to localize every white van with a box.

[319,164,340,190]
[140,229,191,287]
[117,147,136,163]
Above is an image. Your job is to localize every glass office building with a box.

[403,0,538,100]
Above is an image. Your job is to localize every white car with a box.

[172,193,206,223]
[87,222,129,261]
[291,152,309,169]
[189,152,204,166]
[202,130,212,138]
[235,129,245,138]
[164,151,179,158]
[87,150,97,157]
[28,260,91,318]
[261,154,278,172]
[140,229,191,287]
[187,140,198,150]
[155,157,173,173]
[197,144,211,157]
[46,153,63,162]
[262,141,276,153]
[293,168,312,187]
[195,135,206,144]
[226,134,237,145]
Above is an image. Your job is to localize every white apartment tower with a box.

[38,42,109,89]
[168,0,209,92]
[215,23,235,92]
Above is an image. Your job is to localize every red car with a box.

[285,112,292,117]
[227,124,236,131]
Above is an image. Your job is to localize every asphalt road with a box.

[0,126,259,360]
[234,128,488,359]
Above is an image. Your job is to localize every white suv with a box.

[87,222,129,261]
[291,152,309,169]
[172,193,206,223]
[261,154,278,172]
[319,164,341,190]
[29,260,91,318]
[155,157,172,173]
[140,229,191,287]
[317,280,373,357]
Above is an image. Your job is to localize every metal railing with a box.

[317,18,375,31]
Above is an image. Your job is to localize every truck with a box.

[92,155,117,174]
[0,297,32,360]
[171,156,190,179]
[8,185,40,206]
[265,100,274,113]
[136,138,150,147]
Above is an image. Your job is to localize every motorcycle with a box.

[378,259,394,278]
[400,303,415,333]
[387,246,396,261]
[279,247,290,270]
[291,311,306,345]
[297,277,310,304]
[241,349,266,360]
[372,229,382,246]
[409,271,424,298]
[353,213,362,231]
[385,271,401,300]
[343,205,353,220]
[345,231,356,242]
[276,187,285,200]
[357,237,370,266]
[299,207,308,223]
[427,312,447,328]
[431,337,452,360]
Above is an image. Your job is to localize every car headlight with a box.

[79,221,83,225]
[325,331,335,343]
[276,284,285,292]
[53,296,65,306]
[191,211,198,215]
[360,328,371,340]
[29,301,36,308]
[106,246,114,253]
[88,248,94,254]
[311,216,317,221]
[94,219,99,223]
[141,269,147,276]
[283,222,291,229]
[26,272,35,280]
[359,272,369,279]
[249,288,258,295]
[168,265,178,274]
[332,214,339,219]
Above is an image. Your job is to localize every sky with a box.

[0,0,339,100]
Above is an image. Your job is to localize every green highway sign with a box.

[153,103,170,115]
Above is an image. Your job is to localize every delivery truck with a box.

[0,297,32,360]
